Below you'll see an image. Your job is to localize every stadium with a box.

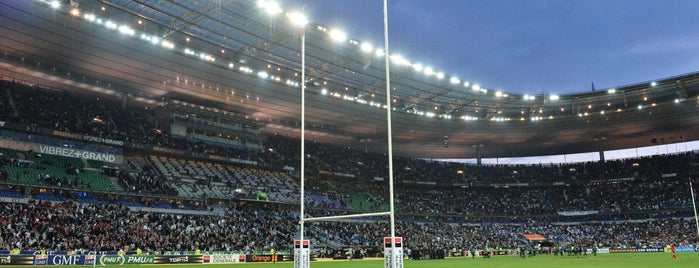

[0,0,698,267]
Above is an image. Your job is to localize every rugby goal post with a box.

[296,1,400,268]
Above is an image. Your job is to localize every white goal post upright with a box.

[299,2,307,266]
[381,0,399,260]
[297,1,399,268]
[690,179,699,238]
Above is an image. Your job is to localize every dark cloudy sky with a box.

[279,0,699,95]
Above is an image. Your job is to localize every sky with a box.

[279,0,699,95]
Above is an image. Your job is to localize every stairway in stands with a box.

[5,86,19,117]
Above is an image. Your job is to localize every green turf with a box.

[6,253,695,268]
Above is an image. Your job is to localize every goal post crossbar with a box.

[301,211,391,223]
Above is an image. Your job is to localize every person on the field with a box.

[483,248,491,258]
[671,243,677,260]
[592,244,598,256]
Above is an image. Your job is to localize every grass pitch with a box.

[8,253,695,268]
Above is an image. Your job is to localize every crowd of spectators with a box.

[116,170,178,197]
[0,198,695,255]
[1,93,698,219]
[2,81,170,147]
[0,200,298,253]
[392,176,697,218]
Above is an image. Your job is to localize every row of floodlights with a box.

[82,12,177,50]
[68,3,318,96]
[44,0,680,123]
[64,0,562,112]
[50,0,663,104]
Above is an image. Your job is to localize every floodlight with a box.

[105,21,117,29]
[84,13,96,22]
[329,29,347,42]
[450,77,460,84]
[375,49,385,57]
[412,63,423,72]
[240,66,252,73]
[287,11,307,26]
[257,0,282,15]
[118,25,135,36]
[423,67,434,76]
[360,43,373,53]
[161,41,174,49]
[50,0,61,9]
[390,54,408,65]
[550,94,560,101]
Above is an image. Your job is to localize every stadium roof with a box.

[1,0,698,159]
